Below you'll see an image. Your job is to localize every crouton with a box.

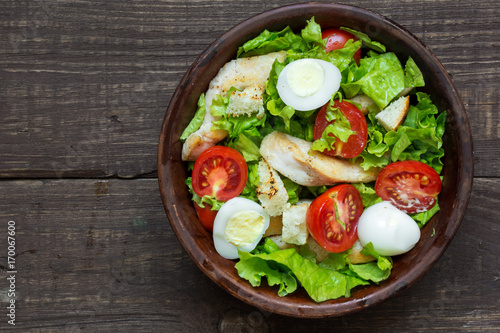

[268,235,298,251]
[375,95,410,132]
[305,237,330,263]
[305,238,375,264]
[256,159,290,217]
[226,83,265,119]
[263,215,283,237]
[349,94,376,115]
[347,240,375,264]
[282,200,311,245]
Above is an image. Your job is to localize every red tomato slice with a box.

[194,202,217,232]
[306,184,363,253]
[192,146,248,201]
[375,160,442,214]
[313,100,368,158]
[322,28,361,64]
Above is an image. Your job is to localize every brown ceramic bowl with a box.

[158,3,473,318]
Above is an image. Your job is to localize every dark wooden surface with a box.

[0,0,498,331]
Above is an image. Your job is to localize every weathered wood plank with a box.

[0,0,499,178]
[0,178,498,331]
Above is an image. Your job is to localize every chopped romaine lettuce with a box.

[180,94,206,141]
[236,247,369,302]
[237,17,323,58]
[239,162,260,203]
[310,98,356,153]
[404,57,425,88]
[181,19,447,303]
[300,17,324,45]
[340,27,386,53]
[342,52,406,108]
[185,177,225,210]
[411,199,440,228]
[352,182,383,208]
[236,238,395,302]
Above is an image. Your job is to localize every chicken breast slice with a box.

[259,131,380,186]
[181,51,286,161]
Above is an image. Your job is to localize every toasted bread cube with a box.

[256,159,289,217]
[282,201,311,245]
[263,215,283,237]
[375,95,410,132]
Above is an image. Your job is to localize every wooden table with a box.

[1,0,499,331]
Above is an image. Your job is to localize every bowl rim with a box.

[158,2,474,318]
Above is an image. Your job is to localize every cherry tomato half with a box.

[306,184,363,253]
[192,146,248,201]
[313,100,368,158]
[194,202,218,232]
[375,160,442,214]
[322,28,361,64]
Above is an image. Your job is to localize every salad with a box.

[179,18,445,302]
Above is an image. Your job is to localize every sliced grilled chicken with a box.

[181,51,286,161]
[259,131,380,186]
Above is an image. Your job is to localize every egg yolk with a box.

[286,59,325,97]
[224,210,265,247]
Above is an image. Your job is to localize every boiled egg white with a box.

[277,58,341,111]
[357,201,421,256]
[213,197,270,260]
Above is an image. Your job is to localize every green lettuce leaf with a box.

[342,52,405,108]
[353,113,390,170]
[236,248,369,302]
[236,251,298,297]
[180,94,206,141]
[355,92,445,174]
[231,133,261,162]
[404,57,425,88]
[311,100,356,153]
[237,17,323,58]
[360,243,393,271]
[411,199,440,228]
[185,177,225,210]
[340,27,386,53]
[352,182,383,209]
[348,261,391,283]
[239,162,260,203]
[282,177,302,205]
[286,39,361,74]
[301,17,324,45]
[209,90,268,144]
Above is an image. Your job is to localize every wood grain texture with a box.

[1,0,499,178]
[0,0,499,331]
[0,178,498,331]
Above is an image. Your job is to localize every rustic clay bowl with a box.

[158,3,473,318]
